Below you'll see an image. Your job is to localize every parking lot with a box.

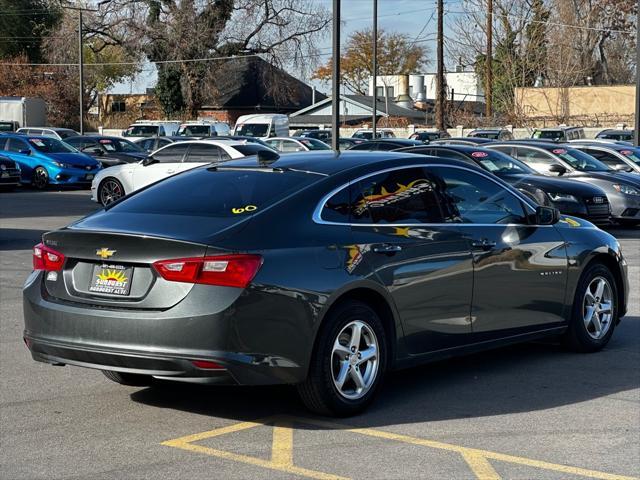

[1,188,639,480]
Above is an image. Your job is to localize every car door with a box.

[427,165,568,337]
[5,137,35,179]
[345,165,475,354]
[132,143,189,191]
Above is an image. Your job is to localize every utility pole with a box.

[435,0,444,130]
[372,0,378,138]
[78,10,84,134]
[635,0,639,147]
[331,0,341,151]
[485,0,493,119]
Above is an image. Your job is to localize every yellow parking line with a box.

[163,415,639,480]
[271,421,294,466]
[461,452,502,480]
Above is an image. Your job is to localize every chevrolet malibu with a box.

[23,151,629,416]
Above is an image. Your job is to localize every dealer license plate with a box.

[88,264,133,296]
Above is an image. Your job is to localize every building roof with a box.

[201,56,325,112]
[289,94,429,125]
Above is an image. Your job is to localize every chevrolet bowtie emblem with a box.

[96,248,116,259]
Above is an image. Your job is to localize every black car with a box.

[347,138,424,151]
[408,130,451,143]
[23,151,629,416]
[214,135,276,149]
[0,154,21,189]
[65,135,148,167]
[298,130,332,142]
[397,144,612,225]
[595,129,634,142]
[486,141,640,226]
[431,137,495,146]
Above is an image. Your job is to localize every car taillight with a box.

[153,254,262,288]
[33,242,65,271]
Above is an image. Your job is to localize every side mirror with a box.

[142,156,158,166]
[548,164,567,175]
[613,164,632,172]
[535,206,560,225]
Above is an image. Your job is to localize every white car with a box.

[91,140,270,205]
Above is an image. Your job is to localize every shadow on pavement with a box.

[130,316,639,429]
[0,191,97,219]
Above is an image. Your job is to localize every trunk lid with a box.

[41,229,221,309]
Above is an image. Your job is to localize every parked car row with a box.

[346,137,640,226]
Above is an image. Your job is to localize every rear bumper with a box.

[23,271,311,385]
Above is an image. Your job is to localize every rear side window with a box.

[185,144,221,162]
[109,168,319,218]
[152,144,189,163]
[7,138,29,153]
[233,144,273,156]
[351,168,443,224]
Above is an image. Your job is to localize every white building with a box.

[368,71,485,103]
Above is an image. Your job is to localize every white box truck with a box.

[0,96,47,130]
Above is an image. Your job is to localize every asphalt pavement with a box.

[1,188,639,480]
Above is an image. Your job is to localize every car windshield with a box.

[178,125,210,136]
[620,149,640,165]
[235,124,269,137]
[551,148,610,171]
[299,138,330,150]
[125,125,158,137]
[56,129,78,139]
[471,131,499,139]
[532,130,563,140]
[474,150,533,174]
[27,137,76,153]
[0,122,15,132]
[97,138,143,153]
[108,167,320,218]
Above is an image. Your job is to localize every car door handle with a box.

[372,244,403,254]
[471,239,497,250]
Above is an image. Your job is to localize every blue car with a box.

[0,134,101,189]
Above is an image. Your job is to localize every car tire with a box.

[32,166,49,190]
[102,370,153,386]
[297,300,387,417]
[98,177,125,206]
[563,263,618,353]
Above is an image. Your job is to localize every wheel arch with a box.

[314,284,401,371]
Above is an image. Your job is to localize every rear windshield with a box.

[233,144,274,156]
[56,129,78,139]
[108,167,319,218]
[470,131,499,139]
[299,138,330,150]
[98,138,143,153]
[620,149,640,165]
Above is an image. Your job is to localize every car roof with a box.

[219,150,450,175]
[533,126,582,131]
[160,139,246,147]
[17,126,75,131]
[415,144,494,154]
[568,141,637,151]
[490,140,572,149]
[432,137,494,144]
[65,135,126,141]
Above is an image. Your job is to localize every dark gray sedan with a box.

[23,151,629,416]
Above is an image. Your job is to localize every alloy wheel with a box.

[100,179,123,205]
[331,320,379,400]
[583,276,614,340]
[32,167,48,189]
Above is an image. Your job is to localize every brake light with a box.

[33,242,65,271]
[153,254,262,288]
[191,360,225,370]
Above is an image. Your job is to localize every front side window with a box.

[7,138,29,153]
[514,147,558,174]
[280,140,301,152]
[428,166,528,224]
[582,149,629,169]
[152,144,189,163]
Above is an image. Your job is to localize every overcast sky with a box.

[111,0,465,94]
